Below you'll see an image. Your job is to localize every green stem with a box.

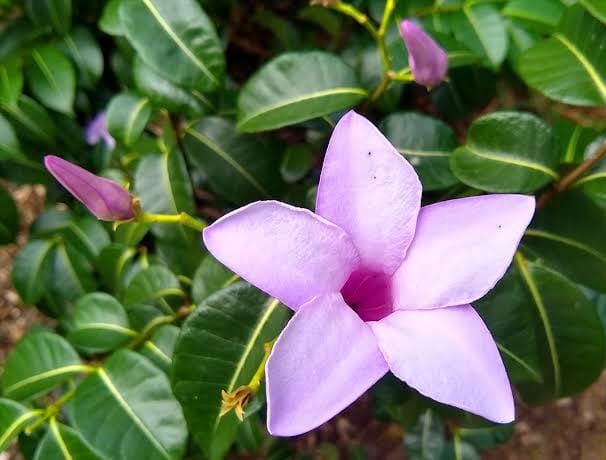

[325,1,378,38]
[377,0,395,72]
[137,211,206,232]
[370,71,393,102]
[25,387,78,434]
[128,315,175,349]
[248,338,277,393]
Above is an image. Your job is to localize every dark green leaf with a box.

[71,349,188,460]
[381,112,459,191]
[100,0,125,36]
[120,0,224,91]
[25,0,71,35]
[26,45,75,114]
[0,113,25,162]
[451,111,559,192]
[192,255,236,305]
[47,241,96,304]
[122,265,185,309]
[0,18,50,62]
[280,145,314,183]
[580,0,606,24]
[184,116,283,204]
[68,292,136,354]
[503,0,564,33]
[106,92,151,147]
[62,27,103,89]
[2,331,83,400]
[571,134,606,199]
[0,57,23,107]
[172,283,290,460]
[0,399,40,451]
[554,118,603,163]
[12,239,55,304]
[0,186,18,244]
[97,243,137,292]
[138,325,179,372]
[405,409,445,460]
[2,95,57,147]
[237,51,367,132]
[524,191,606,291]
[439,439,480,460]
[456,423,513,452]
[518,5,606,106]
[33,421,104,460]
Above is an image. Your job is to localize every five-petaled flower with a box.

[45,155,134,221]
[400,19,448,86]
[85,112,116,151]
[203,111,535,436]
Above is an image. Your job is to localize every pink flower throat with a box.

[340,269,393,321]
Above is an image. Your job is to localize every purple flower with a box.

[203,111,535,436]
[400,19,448,86]
[44,155,134,221]
[85,112,116,151]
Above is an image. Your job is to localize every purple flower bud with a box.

[400,20,448,86]
[85,112,116,151]
[44,155,134,221]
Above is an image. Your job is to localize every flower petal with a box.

[400,20,448,86]
[266,293,388,436]
[44,155,134,221]
[393,194,535,309]
[203,201,360,310]
[316,111,422,274]
[369,305,514,423]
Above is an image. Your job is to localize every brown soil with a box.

[1,184,606,460]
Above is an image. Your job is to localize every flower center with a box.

[340,269,393,321]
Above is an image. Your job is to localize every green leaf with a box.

[172,283,291,460]
[571,134,606,199]
[0,18,51,62]
[71,350,188,460]
[97,243,137,292]
[134,147,202,275]
[524,191,606,291]
[280,145,314,183]
[554,117,603,163]
[138,325,179,372]
[61,215,110,261]
[25,0,71,35]
[33,420,104,460]
[0,186,18,245]
[510,256,605,402]
[439,439,480,460]
[0,57,23,107]
[191,255,236,305]
[381,112,459,191]
[122,265,184,309]
[26,45,75,114]
[2,331,83,400]
[448,4,508,68]
[62,27,103,89]
[184,116,284,204]
[503,0,564,33]
[405,409,445,460]
[47,241,96,304]
[106,92,151,147]
[12,239,55,304]
[518,5,606,106]
[119,0,224,92]
[69,292,136,354]
[237,51,367,132]
[0,399,40,451]
[456,423,513,452]
[580,0,606,24]
[2,95,57,147]
[450,111,559,193]
[133,57,212,117]
[100,0,125,36]
[0,113,25,162]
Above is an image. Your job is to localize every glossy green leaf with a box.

[26,45,75,114]
[97,243,137,292]
[12,239,55,304]
[580,0,606,24]
[448,4,508,68]
[134,147,202,275]
[122,265,185,309]
[405,409,445,460]
[524,192,606,291]
[0,113,25,162]
[439,439,480,460]
[62,27,103,89]
[47,241,96,304]
[106,92,151,147]
[503,0,564,33]
[381,112,459,191]
[133,58,212,116]
[2,95,57,147]
[138,325,179,372]
[519,5,606,106]
[0,58,23,107]
[100,0,125,35]
[172,283,291,460]
[0,399,40,451]
[571,134,606,199]
[25,0,71,35]
[237,51,367,132]
[120,0,224,91]
[554,118,603,163]
[192,255,236,305]
[451,111,559,192]
[69,292,136,354]
[33,420,104,460]
[71,349,188,460]
[184,117,284,204]
[0,186,18,245]
[456,423,513,452]
[280,145,314,183]
[2,331,83,400]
